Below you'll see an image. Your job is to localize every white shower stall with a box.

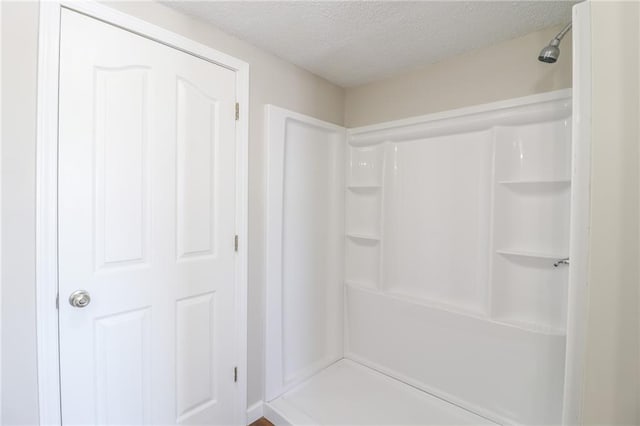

[262,9,590,425]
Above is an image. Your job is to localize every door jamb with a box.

[36,2,249,424]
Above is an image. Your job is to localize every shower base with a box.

[264,359,496,425]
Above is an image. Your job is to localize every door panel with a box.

[176,78,219,259]
[94,66,149,268]
[176,292,216,421]
[95,308,152,425]
[58,8,238,425]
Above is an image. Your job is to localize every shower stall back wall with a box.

[265,89,573,426]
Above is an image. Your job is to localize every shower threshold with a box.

[264,359,497,425]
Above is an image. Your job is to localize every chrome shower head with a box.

[538,22,572,64]
[538,40,561,63]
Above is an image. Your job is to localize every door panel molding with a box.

[36,2,249,424]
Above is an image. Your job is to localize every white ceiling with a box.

[161,1,576,88]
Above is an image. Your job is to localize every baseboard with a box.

[247,401,264,424]
[263,403,291,426]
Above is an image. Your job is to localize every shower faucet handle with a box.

[553,257,570,267]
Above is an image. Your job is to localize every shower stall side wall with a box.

[345,89,572,425]
[264,106,346,401]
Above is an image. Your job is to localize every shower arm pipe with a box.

[549,22,572,46]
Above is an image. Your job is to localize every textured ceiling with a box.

[161,1,577,87]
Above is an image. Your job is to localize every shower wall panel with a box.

[346,285,566,425]
[383,131,493,314]
[265,106,346,400]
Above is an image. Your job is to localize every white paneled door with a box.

[58,9,238,425]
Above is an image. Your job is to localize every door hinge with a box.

[235,103,240,121]
[234,235,239,252]
[234,367,238,383]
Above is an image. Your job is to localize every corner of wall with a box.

[582,2,640,424]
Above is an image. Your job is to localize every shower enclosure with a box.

[263,5,590,425]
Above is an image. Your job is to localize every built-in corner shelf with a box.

[347,184,381,190]
[346,233,380,241]
[496,249,568,260]
[344,280,378,292]
[497,179,571,185]
[494,317,566,336]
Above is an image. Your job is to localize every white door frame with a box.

[35,2,249,424]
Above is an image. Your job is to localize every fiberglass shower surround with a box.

[265,90,573,425]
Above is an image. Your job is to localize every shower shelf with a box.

[346,233,380,241]
[344,280,378,291]
[347,184,381,190]
[497,179,570,185]
[493,317,566,336]
[496,249,568,260]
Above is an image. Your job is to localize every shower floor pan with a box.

[264,360,496,425]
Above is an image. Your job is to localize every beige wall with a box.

[344,25,572,127]
[1,2,41,424]
[582,2,640,424]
